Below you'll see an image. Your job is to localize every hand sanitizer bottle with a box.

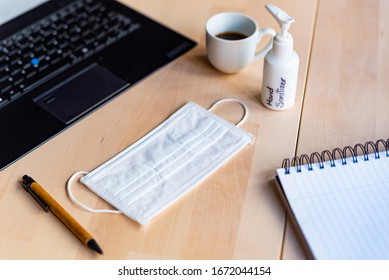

[261,4,299,110]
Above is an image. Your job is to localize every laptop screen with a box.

[0,0,49,25]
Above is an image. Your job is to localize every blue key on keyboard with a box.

[31,57,40,67]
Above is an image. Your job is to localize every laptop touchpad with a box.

[34,63,128,124]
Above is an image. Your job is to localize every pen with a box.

[21,175,103,255]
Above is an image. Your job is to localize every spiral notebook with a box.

[276,139,389,260]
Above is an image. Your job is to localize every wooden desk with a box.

[2,0,364,259]
[281,0,389,259]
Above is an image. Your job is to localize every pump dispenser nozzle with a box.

[265,3,294,39]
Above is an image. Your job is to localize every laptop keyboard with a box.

[0,0,140,108]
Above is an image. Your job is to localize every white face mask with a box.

[67,98,254,224]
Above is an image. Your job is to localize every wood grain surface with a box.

[281,0,389,259]
[0,0,318,259]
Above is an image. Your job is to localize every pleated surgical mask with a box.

[67,98,254,224]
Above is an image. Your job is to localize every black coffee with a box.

[216,32,247,40]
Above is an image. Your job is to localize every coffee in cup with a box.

[206,12,276,73]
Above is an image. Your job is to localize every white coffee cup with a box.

[206,12,276,74]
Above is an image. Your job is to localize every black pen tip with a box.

[87,239,103,255]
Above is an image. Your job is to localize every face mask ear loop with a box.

[67,171,122,214]
[208,98,249,127]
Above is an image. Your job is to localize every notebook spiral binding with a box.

[282,138,389,175]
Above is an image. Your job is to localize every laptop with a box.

[0,0,196,170]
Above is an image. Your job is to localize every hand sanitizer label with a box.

[265,77,287,109]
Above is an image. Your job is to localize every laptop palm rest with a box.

[34,63,128,124]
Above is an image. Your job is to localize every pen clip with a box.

[22,175,49,212]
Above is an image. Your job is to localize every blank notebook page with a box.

[277,152,389,260]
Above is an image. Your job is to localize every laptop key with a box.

[0,83,12,95]
[3,88,22,100]
[0,74,8,83]
[0,94,8,107]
